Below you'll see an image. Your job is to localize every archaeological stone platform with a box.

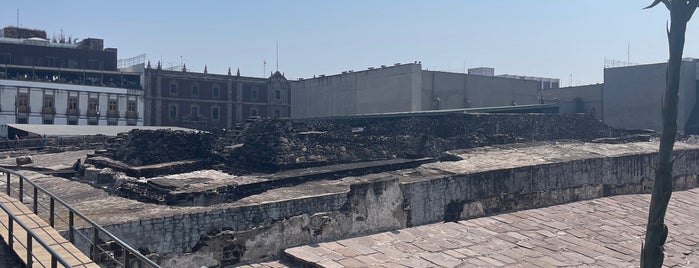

[8,139,699,266]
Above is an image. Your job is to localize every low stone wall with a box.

[71,144,699,266]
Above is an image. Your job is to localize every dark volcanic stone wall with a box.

[112,129,214,166]
[222,113,633,172]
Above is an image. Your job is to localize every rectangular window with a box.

[212,107,220,120]
[191,84,199,97]
[169,84,177,94]
[43,118,54,125]
[191,106,199,120]
[212,86,220,98]
[251,87,258,100]
[68,97,78,110]
[275,90,281,100]
[0,53,10,64]
[17,94,28,107]
[16,117,27,124]
[109,100,117,111]
[169,105,178,121]
[88,98,98,115]
[47,57,59,67]
[68,119,78,125]
[87,59,99,69]
[250,108,258,116]
[127,101,136,112]
[44,96,54,108]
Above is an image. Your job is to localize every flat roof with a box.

[6,124,199,137]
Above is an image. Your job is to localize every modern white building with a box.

[0,79,144,136]
[0,26,145,136]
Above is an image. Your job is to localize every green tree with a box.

[642,1,698,267]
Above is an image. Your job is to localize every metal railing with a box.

[0,201,74,268]
[1,167,160,268]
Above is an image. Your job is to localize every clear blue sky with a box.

[2,1,696,86]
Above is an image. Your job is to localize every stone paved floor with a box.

[282,189,699,267]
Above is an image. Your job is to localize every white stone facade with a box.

[0,79,143,136]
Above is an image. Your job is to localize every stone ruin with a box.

[85,112,649,206]
[217,113,643,172]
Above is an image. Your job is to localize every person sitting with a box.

[72,159,85,176]
[72,159,82,171]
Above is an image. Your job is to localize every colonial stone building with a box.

[0,26,144,135]
[143,64,290,131]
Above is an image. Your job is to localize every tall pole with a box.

[276,41,279,72]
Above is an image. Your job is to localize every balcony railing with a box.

[42,107,55,115]
[16,106,30,114]
[87,109,99,117]
[67,108,80,116]
[125,110,138,119]
[106,110,119,118]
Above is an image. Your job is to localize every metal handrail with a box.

[0,200,74,268]
[0,203,71,268]
[1,167,160,268]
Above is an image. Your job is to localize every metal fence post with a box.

[91,227,99,260]
[5,172,9,195]
[26,231,32,267]
[69,211,74,243]
[49,197,55,227]
[18,176,23,203]
[33,187,38,214]
[7,215,12,248]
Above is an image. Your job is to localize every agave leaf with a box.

[645,0,670,10]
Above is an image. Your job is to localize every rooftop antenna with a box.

[570,74,573,87]
[276,41,279,72]
[263,60,266,77]
[627,41,631,63]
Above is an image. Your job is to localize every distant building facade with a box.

[540,84,603,121]
[0,26,144,134]
[291,63,555,118]
[142,65,290,131]
[603,59,699,132]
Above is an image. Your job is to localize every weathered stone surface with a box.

[285,189,699,267]
[109,129,214,166]
[219,113,641,173]
[14,155,32,165]
[15,140,699,266]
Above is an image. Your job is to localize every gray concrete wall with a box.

[603,61,698,131]
[421,71,540,110]
[290,64,422,118]
[541,84,603,120]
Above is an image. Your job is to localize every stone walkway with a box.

[277,189,699,267]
